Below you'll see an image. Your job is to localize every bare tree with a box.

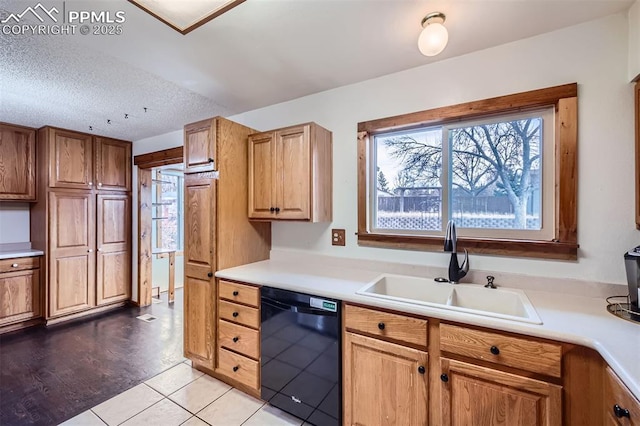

[382,118,541,228]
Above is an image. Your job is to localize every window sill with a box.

[357,233,578,260]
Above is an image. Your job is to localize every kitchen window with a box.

[357,84,578,259]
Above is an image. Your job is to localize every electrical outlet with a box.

[331,229,346,246]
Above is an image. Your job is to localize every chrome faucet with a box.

[444,220,469,283]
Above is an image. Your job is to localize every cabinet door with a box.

[183,175,216,368]
[604,366,640,426]
[0,124,36,201]
[184,119,216,173]
[96,194,130,305]
[49,129,93,189]
[343,332,428,426]
[49,191,95,317]
[248,132,275,219]
[274,125,311,220]
[95,137,131,191]
[0,268,40,326]
[440,358,562,426]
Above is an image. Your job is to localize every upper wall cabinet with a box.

[95,137,132,191]
[248,122,332,222]
[184,119,216,173]
[0,123,36,201]
[41,127,131,191]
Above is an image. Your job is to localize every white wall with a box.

[630,0,640,81]
[0,203,30,244]
[220,13,636,285]
[131,129,183,301]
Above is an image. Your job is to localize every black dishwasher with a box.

[261,287,341,426]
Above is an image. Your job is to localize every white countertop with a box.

[0,249,44,260]
[217,258,640,400]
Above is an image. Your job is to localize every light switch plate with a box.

[331,229,346,246]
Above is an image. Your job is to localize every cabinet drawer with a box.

[219,280,260,307]
[218,348,259,391]
[0,257,39,273]
[344,304,428,348]
[219,300,260,329]
[0,269,41,326]
[218,320,260,359]
[440,323,562,377]
[604,367,640,425]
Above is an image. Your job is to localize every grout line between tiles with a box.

[238,402,267,426]
[190,386,235,416]
[114,396,168,426]
[90,409,108,425]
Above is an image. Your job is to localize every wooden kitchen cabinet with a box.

[41,127,131,191]
[95,137,131,191]
[184,119,216,173]
[96,193,131,305]
[32,126,132,323]
[0,257,41,327]
[604,366,640,425]
[343,331,429,425]
[343,304,429,425]
[440,358,562,426]
[182,117,270,379]
[248,122,332,222]
[48,191,95,317]
[0,123,36,201]
[216,280,261,395]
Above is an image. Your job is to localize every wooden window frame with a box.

[357,83,578,260]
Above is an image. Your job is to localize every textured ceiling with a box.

[0,0,634,141]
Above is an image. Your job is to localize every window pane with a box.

[374,128,442,231]
[159,174,180,250]
[449,117,542,230]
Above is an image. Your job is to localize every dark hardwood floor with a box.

[0,290,184,426]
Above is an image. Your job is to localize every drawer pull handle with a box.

[613,404,630,419]
[440,373,449,383]
[233,337,239,343]
[233,291,239,296]
[232,366,239,372]
[232,312,239,317]
[418,366,425,374]
[377,322,385,330]
[208,158,214,163]
[11,263,19,268]
[490,346,500,355]
[274,207,280,213]
[270,207,275,212]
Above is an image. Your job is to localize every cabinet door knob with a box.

[97,248,102,252]
[11,263,18,268]
[490,346,500,355]
[233,291,239,296]
[87,249,93,253]
[418,366,426,374]
[274,207,280,213]
[98,182,102,187]
[613,404,630,418]
[232,366,239,372]
[207,272,213,277]
[377,322,385,330]
[440,373,449,383]
[232,312,239,317]
[270,207,275,212]
[233,337,239,343]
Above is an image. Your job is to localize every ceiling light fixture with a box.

[418,12,449,57]
[128,0,245,35]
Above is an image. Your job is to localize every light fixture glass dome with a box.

[418,12,449,57]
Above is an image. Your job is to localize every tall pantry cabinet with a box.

[183,117,271,375]
[31,127,132,322]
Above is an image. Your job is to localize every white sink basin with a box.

[357,274,542,324]
[357,274,454,306]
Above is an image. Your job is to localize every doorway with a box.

[134,146,183,307]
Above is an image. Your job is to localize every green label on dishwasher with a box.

[310,297,337,312]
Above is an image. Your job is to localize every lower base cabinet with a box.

[343,331,428,425]
[440,358,562,426]
[0,257,41,328]
[604,366,640,425]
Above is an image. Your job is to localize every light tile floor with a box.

[59,360,308,426]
